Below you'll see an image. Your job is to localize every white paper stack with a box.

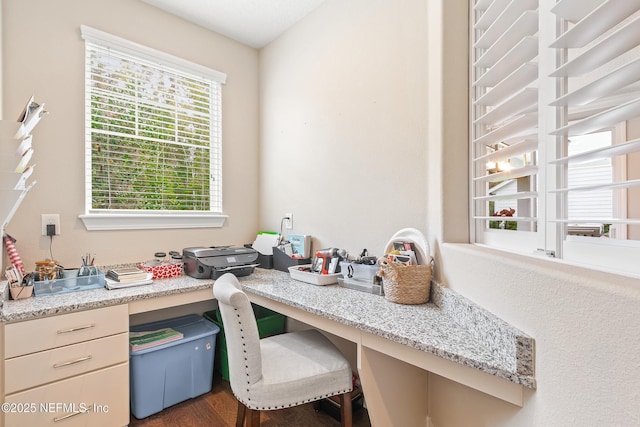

[252,233,280,255]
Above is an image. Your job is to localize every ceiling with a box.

[141,0,327,49]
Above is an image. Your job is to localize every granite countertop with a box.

[239,269,535,389]
[0,273,213,322]
[0,268,535,389]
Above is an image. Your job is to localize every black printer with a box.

[182,246,260,279]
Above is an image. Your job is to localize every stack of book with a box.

[105,266,153,290]
[129,328,184,351]
[107,267,149,282]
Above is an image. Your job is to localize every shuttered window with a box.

[548,1,640,274]
[471,0,541,252]
[471,1,640,277]
[81,26,227,229]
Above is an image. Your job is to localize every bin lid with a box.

[130,314,220,355]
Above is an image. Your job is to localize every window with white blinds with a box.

[81,26,226,228]
[471,0,541,252]
[471,1,640,277]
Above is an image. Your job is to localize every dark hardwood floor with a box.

[130,376,372,427]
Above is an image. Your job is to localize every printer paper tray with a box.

[217,263,260,272]
[211,264,260,279]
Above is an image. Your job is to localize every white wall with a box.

[3,0,640,425]
[626,117,640,239]
[258,0,429,254]
[259,0,640,426]
[0,0,3,121]
[435,244,640,426]
[1,0,260,268]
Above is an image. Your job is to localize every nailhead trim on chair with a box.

[235,388,353,411]
[231,308,353,411]
[233,308,254,401]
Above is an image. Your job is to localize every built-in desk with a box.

[0,268,535,427]
[240,269,535,426]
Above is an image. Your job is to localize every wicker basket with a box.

[376,257,432,305]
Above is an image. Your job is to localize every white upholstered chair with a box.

[213,273,353,427]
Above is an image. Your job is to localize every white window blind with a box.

[81,26,226,218]
[548,0,640,274]
[471,0,541,252]
[471,0,640,277]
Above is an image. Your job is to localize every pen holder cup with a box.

[10,285,34,300]
[62,268,79,288]
[78,266,99,286]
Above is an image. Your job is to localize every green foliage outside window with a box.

[88,46,216,211]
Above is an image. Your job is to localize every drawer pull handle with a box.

[53,409,89,422]
[53,355,92,368]
[57,324,95,334]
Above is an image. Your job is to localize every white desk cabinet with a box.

[2,304,129,427]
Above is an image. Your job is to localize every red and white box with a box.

[138,263,183,280]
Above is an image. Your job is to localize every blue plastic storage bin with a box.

[129,314,220,419]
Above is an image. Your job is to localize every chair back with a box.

[213,273,263,399]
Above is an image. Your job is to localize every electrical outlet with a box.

[284,212,293,230]
[41,214,61,236]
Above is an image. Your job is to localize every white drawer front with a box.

[4,363,129,427]
[4,304,128,358]
[5,332,129,394]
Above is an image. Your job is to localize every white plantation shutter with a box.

[471,0,541,252]
[471,0,640,277]
[548,0,640,274]
[81,26,226,215]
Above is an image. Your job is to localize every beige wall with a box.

[3,0,640,425]
[258,0,429,253]
[626,117,640,239]
[1,0,260,268]
[259,0,640,426]
[0,0,3,121]
[435,244,640,426]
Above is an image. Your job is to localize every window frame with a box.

[470,1,640,278]
[79,25,227,231]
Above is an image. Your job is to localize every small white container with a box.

[62,268,79,288]
[339,261,379,282]
[288,265,341,286]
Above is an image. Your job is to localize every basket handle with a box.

[376,256,399,275]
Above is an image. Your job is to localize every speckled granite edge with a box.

[240,270,536,389]
[0,264,213,323]
[0,281,7,305]
[1,267,536,389]
[0,283,213,323]
[431,280,535,380]
[245,284,535,389]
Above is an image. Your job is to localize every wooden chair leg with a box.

[236,400,247,427]
[247,407,261,427]
[340,391,352,427]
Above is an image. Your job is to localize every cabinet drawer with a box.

[4,363,129,427]
[5,332,129,394]
[4,304,128,358]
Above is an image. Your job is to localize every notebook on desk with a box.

[105,273,153,290]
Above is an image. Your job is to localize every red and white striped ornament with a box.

[3,234,25,274]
